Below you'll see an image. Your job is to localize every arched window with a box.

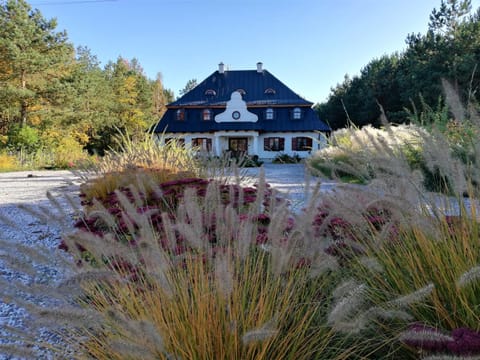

[203,109,212,121]
[176,109,185,121]
[293,107,302,120]
[264,88,276,95]
[265,108,274,120]
[204,89,216,96]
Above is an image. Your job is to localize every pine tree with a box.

[0,0,73,133]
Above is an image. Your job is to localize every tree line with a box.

[0,0,174,156]
[316,0,480,130]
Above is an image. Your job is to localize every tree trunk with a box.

[21,70,27,127]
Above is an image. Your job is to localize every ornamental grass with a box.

[78,132,201,203]
[45,179,361,359]
[2,87,480,359]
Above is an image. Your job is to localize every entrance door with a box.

[228,137,248,159]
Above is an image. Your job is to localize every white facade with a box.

[159,131,326,160]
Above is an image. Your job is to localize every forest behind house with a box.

[1,0,480,169]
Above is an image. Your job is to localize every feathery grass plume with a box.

[357,256,384,273]
[235,207,254,260]
[0,210,20,229]
[398,328,454,346]
[87,208,118,230]
[388,283,435,307]
[0,238,53,267]
[214,253,234,300]
[0,344,37,359]
[328,282,368,327]
[308,252,339,278]
[368,307,414,322]
[422,356,480,360]
[442,78,466,124]
[241,317,279,345]
[457,266,480,288]
[333,279,362,300]
[17,203,50,223]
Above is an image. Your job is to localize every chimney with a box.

[218,62,225,74]
[256,62,263,73]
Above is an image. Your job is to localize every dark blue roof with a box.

[155,107,330,133]
[170,70,313,106]
[154,68,330,134]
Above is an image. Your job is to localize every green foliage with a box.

[316,0,480,130]
[0,2,175,158]
[272,153,302,164]
[239,154,264,167]
[0,0,74,128]
[7,124,40,152]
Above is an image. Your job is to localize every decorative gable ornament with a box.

[215,91,258,123]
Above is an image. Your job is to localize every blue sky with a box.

[31,0,480,103]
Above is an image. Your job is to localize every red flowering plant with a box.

[400,323,480,357]
[60,177,284,272]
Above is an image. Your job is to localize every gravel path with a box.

[0,170,83,360]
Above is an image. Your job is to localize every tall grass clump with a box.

[79,132,201,203]
[309,81,480,359]
[0,178,361,359]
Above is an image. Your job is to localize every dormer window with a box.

[203,109,212,121]
[176,109,185,121]
[265,108,274,120]
[292,107,302,120]
[236,89,246,96]
[204,89,216,96]
[264,88,276,95]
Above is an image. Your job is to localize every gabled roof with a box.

[170,70,313,107]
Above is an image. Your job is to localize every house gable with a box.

[215,91,258,123]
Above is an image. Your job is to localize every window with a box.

[192,138,212,152]
[202,109,212,121]
[292,107,302,120]
[204,89,216,96]
[263,137,285,151]
[292,137,312,151]
[176,109,185,121]
[264,88,276,95]
[265,108,274,120]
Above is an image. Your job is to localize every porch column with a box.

[214,134,221,156]
[252,134,259,156]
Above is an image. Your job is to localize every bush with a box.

[272,153,302,164]
[7,124,41,153]
[0,151,19,172]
